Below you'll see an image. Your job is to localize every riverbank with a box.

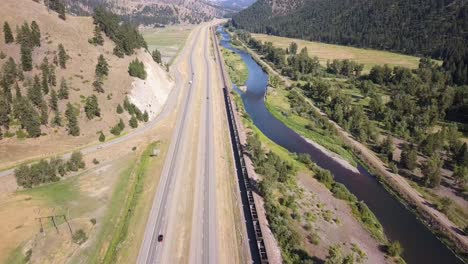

[230,90,390,263]
[220,47,248,86]
[235,34,468,261]
[225,27,468,261]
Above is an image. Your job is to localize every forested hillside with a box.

[232,0,468,85]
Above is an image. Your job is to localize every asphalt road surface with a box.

[138,22,221,264]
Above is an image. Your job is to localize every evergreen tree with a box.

[3,22,14,44]
[28,75,44,107]
[143,110,149,122]
[30,21,41,47]
[128,59,146,79]
[95,55,109,77]
[14,82,22,98]
[58,44,68,69]
[20,42,33,71]
[13,98,41,137]
[49,89,58,111]
[65,102,79,136]
[116,104,123,114]
[39,101,48,125]
[52,108,62,127]
[48,66,56,86]
[380,135,394,162]
[129,115,138,128]
[422,153,443,188]
[84,95,100,119]
[2,57,18,88]
[289,42,298,54]
[118,118,125,130]
[151,49,162,64]
[58,78,69,99]
[98,131,105,142]
[93,79,104,93]
[41,71,49,95]
[16,22,31,47]
[0,96,10,129]
[453,165,468,187]
[400,144,418,171]
[89,26,104,46]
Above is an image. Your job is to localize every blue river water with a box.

[217,27,463,264]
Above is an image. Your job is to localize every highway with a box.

[138,22,222,264]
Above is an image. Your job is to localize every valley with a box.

[0,0,467,264]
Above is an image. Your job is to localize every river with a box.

[217,27,463,264]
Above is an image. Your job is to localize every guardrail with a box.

[211,26,269,264]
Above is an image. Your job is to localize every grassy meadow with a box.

[251,33,426,72]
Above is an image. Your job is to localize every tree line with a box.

[15,151,85,188]
[231,0,468,86]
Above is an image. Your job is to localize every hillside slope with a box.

[232,0,468,85]
[66,0,229,25]
[0,0,173,167]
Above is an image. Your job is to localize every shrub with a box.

[72,229,87,245]
[128,58,146,80]
[388,241,403,257]
[314,168,334,189]
[331,183,357,202]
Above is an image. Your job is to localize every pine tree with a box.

[17,65,24,81]
[16,22,31,47]
[95,55,109,77]
[49,89,58,111]
[58,78,69,99]
[422,153,443,188]
[14,82,22,98]
[129,115,138,128]
[30,21,41,47]
[116,104,123,114]
[58,44,68,69]
[39,101,48,125]
[98,131,105,142]
[143,110,149,122]
[3,22,14,44]
[401,144,418,171]
[28,75,44,107]
[3,57,17,85]
[13,98,41,137]
[48,66,56,86]
[41,71,49,95]
[84,95,100,119]
[152,49,162,64]
[0,96,10,129]
[52,108,62,127]
[118,118,125,130]
[20,42,33,71]
[93,79,104,93]
[65,102,79,136]
[89,26,104,46]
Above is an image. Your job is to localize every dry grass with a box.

[252,33,426,72]
[0,0,168,169]
[142,25,194,65]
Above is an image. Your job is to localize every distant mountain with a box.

[65,0,231,25]
[232,0,468,85]
[209,0,256,10]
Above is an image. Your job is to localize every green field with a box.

[141,25,193,64]
[221,48,249,86]
[252,33,428,72]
